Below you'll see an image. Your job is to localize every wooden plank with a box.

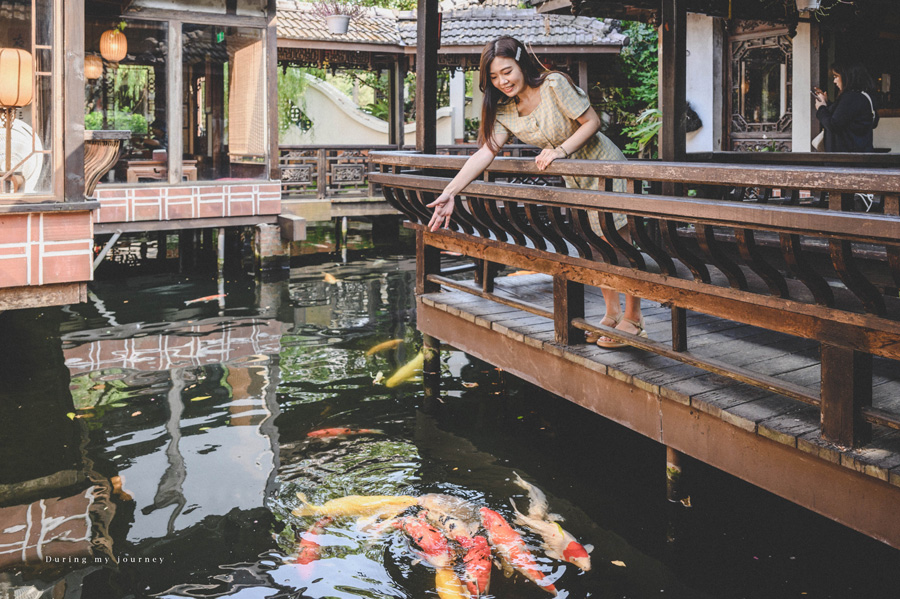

[167,20,183,184]
[126,7,267,27]
[0,283,87,311]
[64,0,85,202]
[822,344,873,446]
[553,275,584,345]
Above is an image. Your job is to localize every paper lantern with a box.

[0,48,34,108]
[85,54,103,80]
[100,29,127,63]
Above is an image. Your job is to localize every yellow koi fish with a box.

[385,351,424,388]
[293,493,418,518]
[436,567,471,599]
[366,339,404,356]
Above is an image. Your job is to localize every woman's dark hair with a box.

[477,36,577,152]
[831,61,876,94]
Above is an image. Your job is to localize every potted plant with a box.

[312,0,366,35]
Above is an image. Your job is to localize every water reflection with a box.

[1,243,897,598]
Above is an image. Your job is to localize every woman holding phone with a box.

[813,61,879,153]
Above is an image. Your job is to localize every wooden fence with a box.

[370,152,900,448]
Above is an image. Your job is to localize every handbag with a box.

[811,129,825,152]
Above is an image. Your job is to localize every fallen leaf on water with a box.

[199,427,211,431]
[66,412,76,420]
[462,382,479,388]
[680,496,692,508]
[92,384,105,390]
[131,411,142,417]
[611,560,626,567]
[191,395,211,402]
[372,371,385,385]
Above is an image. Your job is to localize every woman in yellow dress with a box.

[426,36,646,347]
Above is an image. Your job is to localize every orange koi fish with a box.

[393,514,453,569]
[435,567,471,599]
[365,339,404,356]
[296,516,333,569]
[480,507,557,595]
[184,293,226,305]
[457,534,492,597]
[506,270,538,277]
[293,492,418,519]
[323,272,338,284]
[306,427,383,439]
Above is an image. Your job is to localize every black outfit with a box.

[815,89,879,152]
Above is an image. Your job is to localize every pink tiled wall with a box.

[0,211,94,289]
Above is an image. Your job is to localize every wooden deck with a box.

[419,272,900,547]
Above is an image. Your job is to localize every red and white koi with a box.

[392,514,453,570]
[457,534,492,597]
[295,516,333,568]
[184,293,227,305]
[480,507,557,595]
[306,427,383,439]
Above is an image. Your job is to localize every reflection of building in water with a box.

[60,317,285,543]
[0,310,118,590]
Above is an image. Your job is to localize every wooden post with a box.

[659,0,687,351]
[267,0,280,181]
[553,275,584,346]
[416,230,441,295]
[317,149,327,198]
[389,58,406,149]
[63,0,85,202]
[821,344,872,447]
[168,20,184,184]
[482,260,497,294]
[577,59,589,93]
[666,446,683,502]
[415,0,439,154]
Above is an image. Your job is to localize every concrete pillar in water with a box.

[422,334,441,411]
[253,224,289,272]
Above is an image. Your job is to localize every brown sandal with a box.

[596,316,647,349]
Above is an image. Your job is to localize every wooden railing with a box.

[370,152,900,448]
[279,144,539,199]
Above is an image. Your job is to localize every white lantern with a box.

[795,0,821,11]
[85,54,103,80]
[100,29,127,63]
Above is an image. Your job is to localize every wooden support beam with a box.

[672,306,687,351]
[553,275,584,346]
[167,20,183,184]
[389,58,406,149]
[659,0,687,163]
[415,0,439,153]
[577,59,589,93]
[267,0,280,181]
[416,229,441,294]
[64,0,85,202]
[821,344,873,447]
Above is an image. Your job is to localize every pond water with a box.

[1,227,898,599]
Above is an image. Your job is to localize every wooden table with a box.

[126,159,198,183]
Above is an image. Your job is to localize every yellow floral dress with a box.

[493,72,627,229]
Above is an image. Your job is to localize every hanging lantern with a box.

[99,29,127,63]
[0,48,34,108]
[85,54,103,80]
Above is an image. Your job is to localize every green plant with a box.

[84,110,148,133]
[622,108,662,157]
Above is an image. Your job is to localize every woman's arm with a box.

[426,131,505,231]
[534,107,602,170]
[817,93,863,130]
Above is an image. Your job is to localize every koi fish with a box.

[457,534,492,597]
[385,351,424,388]
[507,270,538,277]
[435,567,471,599]
[293,493,418,519]
[184,293,226,305]
[306,427,383,439]
[480,507,557,595]
[323,273,338,284]
[366,339,404,356]
[296,516,333,568]
[512,472,592,571]
[419,494,480,540]
[393,514,453,569]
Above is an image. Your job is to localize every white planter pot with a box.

[325,14,351,35]
[795,0,821,11]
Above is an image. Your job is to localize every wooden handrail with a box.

[374,150,900,448]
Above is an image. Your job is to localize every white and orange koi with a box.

[184,293,227,305]
[480,507,557,595]
[393,514,453,570]
[435,567,471,599]
[457,534,492,597]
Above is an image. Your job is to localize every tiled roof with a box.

[277,0,627,49]
[278,1,402,45]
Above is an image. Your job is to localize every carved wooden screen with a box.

[728,24,793,152]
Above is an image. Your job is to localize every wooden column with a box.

[553,275,584,346]
[168,20,184,184]
[389,57,406,149]
[267,0,280,181]
[63,0,85,202]
[416,230,440,295]
[659,0,687,350]
[821,344,872,447]
[577,58,589,93]
[809,21,821,141]
[415,0,439,154]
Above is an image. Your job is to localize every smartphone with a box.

[810,89,819,98]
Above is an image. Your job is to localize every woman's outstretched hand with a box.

[426,192,455,232]
[535,147,565,170]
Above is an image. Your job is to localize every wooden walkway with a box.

[418,272,900,547]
